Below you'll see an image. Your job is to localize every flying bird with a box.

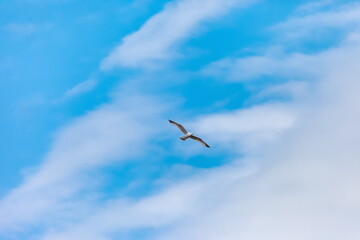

[169,120,210,148]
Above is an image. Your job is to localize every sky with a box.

[1,0,360,239]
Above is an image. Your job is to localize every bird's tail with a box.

[180,136,186,141]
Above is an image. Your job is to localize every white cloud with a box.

[294,0,334,14]
[201,2,360,82]
[272,2,360,42]
[4,2,360,240]
[202,32,360,83]
[202,52,318,81]
[63,79,97,99]
[101,0,256,69]
[149,29,360,240]
[0,94,170,235]
[251,81,308,101]
[40,8,360,240]
[40,162,254,240]
[190,103,296,153]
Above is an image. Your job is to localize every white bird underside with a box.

[169,120,210,148]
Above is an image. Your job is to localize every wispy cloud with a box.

[3,1,360,240]
[251,81,308,101]
[63,79,97,99]
[272,2,360,42]
[148,8,360,240]
[0,94,170,235]
[4,23,53,35]
[203,31,360,84]
[40,162,254,240]
[106,28,360,240]
[36,35,360,238]
[101,0,256,69]
[191,103,296,153]
[294,0,335,14]
[202,52,318,81]
[45,3,360,239]
[202,1,360,83]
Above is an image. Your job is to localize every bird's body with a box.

[168,120,210,148]
[180,132,194,140]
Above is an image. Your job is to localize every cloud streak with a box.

[0,94,169,235]
[273,2,360,42]
[37,35,360,239]
[202,52,318,81]
[3,1,360,240]
[45,3,360,239]
[152,14,360,240]
[101,0,256,69]
[63,79,97,99]
[145,29,360,240]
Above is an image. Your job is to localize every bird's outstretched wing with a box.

[189,135,210,148]
[169,120,188,134]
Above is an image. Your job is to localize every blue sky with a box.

[1,0,360,239]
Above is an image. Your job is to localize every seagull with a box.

[169,120,210,148]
